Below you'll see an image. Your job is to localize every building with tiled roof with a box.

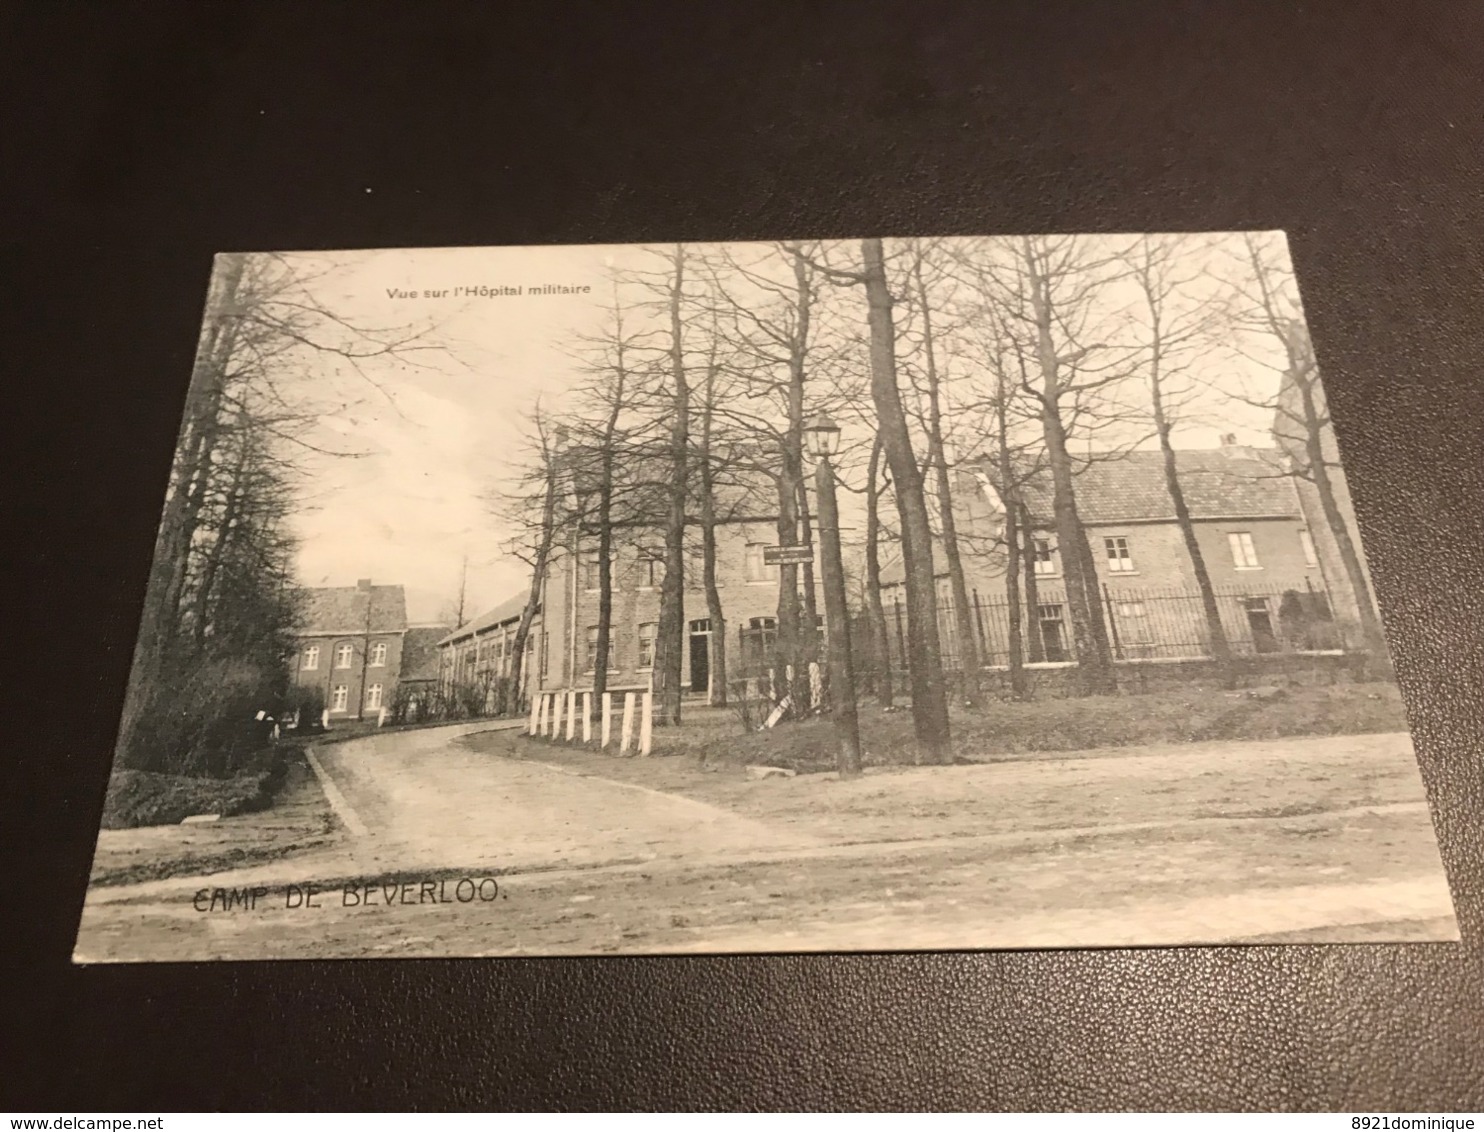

[438,593,539,713]
[881,439,1341,666]
[291,579,427,722]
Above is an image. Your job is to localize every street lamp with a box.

[803,412,862,778]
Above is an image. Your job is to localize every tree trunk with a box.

[1025,239,1115,695]
[653,244,690,726]
[699,360,728,706]
[774,472,802,706]
[796,476,820,652]
[993,389,1029,699]
[1002,499,1028,700]
[507,446,560,717]
[119,253,248,764]
[190,423,254,652]
[1156,422,1234,682]
[864,434,893,706]
[593,489,614,712]
[861,237,951,762]
[1019,503,1045,664]
[912,253,981,691]
[1296,371,1387,661]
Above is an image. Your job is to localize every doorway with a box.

[1244,597,1280,654]
[1037,603,1067,662]
[688,618,711,693]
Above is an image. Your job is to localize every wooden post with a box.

[551,690,563,739]
[528,694,540,735]
[565,690,576,741]
[601,692,613,748]
[639,690,654,756]
[582,691,592,744]
[620,691,636,754]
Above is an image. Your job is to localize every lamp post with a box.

[803,412,862,778]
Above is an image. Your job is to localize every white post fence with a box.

[527,687,652,755]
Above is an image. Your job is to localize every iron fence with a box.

[882,580,1346,672]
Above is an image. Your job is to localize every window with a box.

[745,543,771,583]
[302,645,319,671]
[1032,538,1057,576]
[370,641,387,667]
[1229,531,1261,569]
[638,622,658,669]
[638,554,662,588]
[1299,528,1318,568]
[1104,536,1135,573]
[330,685,349,712]
[365,683,383,710]
[685,547,707,588]
[584,625,615,672]
[334,643,354,668]
[1116,601,1148,619]
[582,556,603,591]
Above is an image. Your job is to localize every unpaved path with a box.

[74,724,1459,961]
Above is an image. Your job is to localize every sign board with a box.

[763,545,814,565]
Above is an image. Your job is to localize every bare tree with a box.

[652,244,692,726]
[702,242,840,714]
[862,433,895,706]
[120,251,438,772]
[900,240,981,694]
[1127,234,1236,683]
[694,320,733,706]
[960,236,1138,695]
[859,238,952,762]
[1232,233,1387,662]
[499,408,564,718]
[565,289,649,713]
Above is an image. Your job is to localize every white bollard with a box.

[378,706,388,727]
[601,692,613,749]
[620,691,636,754]
[321,708,330,730]
[565,690,576,742]
[539,693,550,736]
[528,695,540,735]
[582,691,592,744]
[551,691,563,739]
[639,691,654,756]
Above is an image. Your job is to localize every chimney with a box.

[356,578,372,592]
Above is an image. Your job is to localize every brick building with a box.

[528,518,821,700]
[887,439,1340,665]
[292,579,447,720]
[438,593,538,710]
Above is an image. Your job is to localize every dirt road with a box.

[74,724,1459,961]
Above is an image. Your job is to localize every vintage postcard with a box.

[74,233,1458,961]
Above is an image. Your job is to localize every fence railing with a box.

[871,580,1345,673]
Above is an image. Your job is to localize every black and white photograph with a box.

[73,232,1459,962]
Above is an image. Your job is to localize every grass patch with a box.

[100,745,295,829]
[646,683,1408,774]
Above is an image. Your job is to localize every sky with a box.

[219,234,1298,624]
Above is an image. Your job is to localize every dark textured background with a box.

[4,0,1483,1111]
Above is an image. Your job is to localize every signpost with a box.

[763,545,814,566]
